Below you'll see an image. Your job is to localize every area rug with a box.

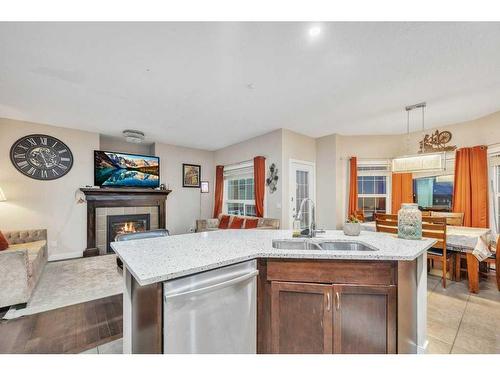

[3,254,123,319]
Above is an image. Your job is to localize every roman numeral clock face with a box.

[10,134,74,180]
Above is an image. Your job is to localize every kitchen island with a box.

[111,229,435,354]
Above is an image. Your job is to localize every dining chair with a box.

[430,211,464,226]
[375,214,453,288]
[374,213,398,234]
[422,216,454,288]
[479,237,500,291]
[115,229,170,268]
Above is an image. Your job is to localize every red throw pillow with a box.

[218,215,231,229]
[0,231,9,251]
[230,217,244,229]
[244,218,259,229]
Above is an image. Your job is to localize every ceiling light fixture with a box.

[392,102,446,173]
[122,129,145,144]
[308,26,321,38]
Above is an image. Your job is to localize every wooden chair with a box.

[374,213,398,234]
[429,211,464,226]
[422,216,454,288]
[375,214,453,288]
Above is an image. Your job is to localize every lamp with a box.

[0,187,6,202]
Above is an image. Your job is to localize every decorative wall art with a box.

[266,163,279,193]
[10,134,74,180]
[183,163,201,188]
[418,130,457,153]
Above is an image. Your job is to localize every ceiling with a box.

[1,22,500,150]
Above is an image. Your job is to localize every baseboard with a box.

[48,251,83,262]
[417,340,429,354]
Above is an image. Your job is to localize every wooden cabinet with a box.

[263,260,398,354]
[333,285,396,354]
[271,282,333,354]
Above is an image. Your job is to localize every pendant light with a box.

[392,102,445,173]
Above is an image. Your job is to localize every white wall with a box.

[99,134,154,156]
[0,118,99,260]
[153,142,214,234]
[214,129,283,223]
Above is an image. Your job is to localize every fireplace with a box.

[107,214,150,253]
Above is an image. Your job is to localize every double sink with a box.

[272,238,377,251]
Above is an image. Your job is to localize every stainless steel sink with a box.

[271,239,322,250]
[316,241,376,251]
[271,239,377,251]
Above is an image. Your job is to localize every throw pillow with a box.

[0,231,9,251]
[218,215,231,229]
[229,217,244,229]
[244,218,259,229]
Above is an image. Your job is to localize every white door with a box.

[289,160,316,229]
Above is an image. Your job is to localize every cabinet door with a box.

[270,281,333,354]
[333,285,397,354]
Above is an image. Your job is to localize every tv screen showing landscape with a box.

[94,151,160,188]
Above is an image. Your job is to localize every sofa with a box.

[196,214,280,232]
[0,229,48,308]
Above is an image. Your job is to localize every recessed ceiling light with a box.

[309,26,321,38]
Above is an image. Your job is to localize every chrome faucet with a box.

[295,198,325,238]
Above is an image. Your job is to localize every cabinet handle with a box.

[326,292,331,311]
[335,292,340,310]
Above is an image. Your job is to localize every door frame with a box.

[288,159,316,228]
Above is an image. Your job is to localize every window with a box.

[413,175,454,211]
[356,161,391,222]
[223,163,256,217]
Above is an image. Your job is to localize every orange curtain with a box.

[452,146,489,228]
[254,156,266,217]
[213,165,224,218]
[348,157,358,218]
[392,173,413,213]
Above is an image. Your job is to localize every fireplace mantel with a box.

[81,188,171,257]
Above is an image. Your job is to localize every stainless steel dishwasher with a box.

[163,260,258,354]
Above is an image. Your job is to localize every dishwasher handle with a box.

[165,269,259,300]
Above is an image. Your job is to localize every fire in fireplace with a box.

[107,214,150,253]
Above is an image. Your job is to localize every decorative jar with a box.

[397,203,422,240]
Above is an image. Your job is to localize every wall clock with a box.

[10,134,74,180]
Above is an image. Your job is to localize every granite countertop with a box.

[111,229,436,286]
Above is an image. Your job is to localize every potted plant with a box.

[343,215,361,236]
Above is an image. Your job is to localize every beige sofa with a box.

[0,230,48,308]
[196,214,280,232]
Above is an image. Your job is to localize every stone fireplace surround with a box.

[97,208,157,254]
[81,188,171,257]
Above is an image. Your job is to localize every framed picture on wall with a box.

[183,163,201,188]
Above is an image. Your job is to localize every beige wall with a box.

[0,118,217,259]
[316,110,500,228]
[214,129,283,223]
[0,118,99,260]
[152,142,215,234]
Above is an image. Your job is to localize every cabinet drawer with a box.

[266,259,396,286]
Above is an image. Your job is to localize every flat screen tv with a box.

[94,150,160,188]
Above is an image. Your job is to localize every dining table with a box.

[360,221,494,293]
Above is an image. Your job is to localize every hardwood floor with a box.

[0,294,123,354]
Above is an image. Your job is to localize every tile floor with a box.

[80,338,123,354]
[79,273,500,355]
[426,273,500,354]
